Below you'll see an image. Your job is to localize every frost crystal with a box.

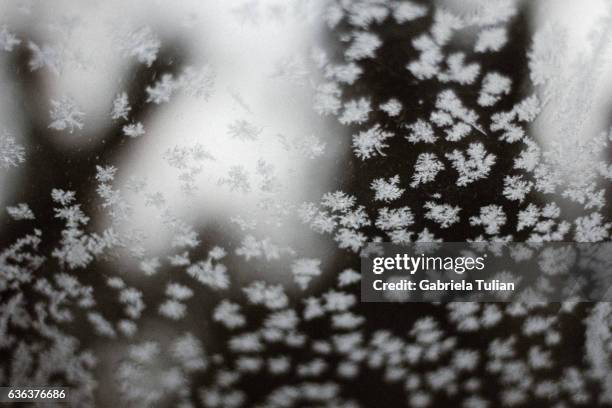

[0,132,25,169]
[345,32,381,61]
[479,72,511,106]
[119,26,161,66]
[393,2,427,23]
[352,124,392,159]
[475,27,508,53]
[48,96,85,133]
[186,257,229,290]
[122,122,145,138]
[227,119,262,141]
[2,2,612,406]
[424,201,461,228]
[111,92,131,120]
[6,203,35,220]
[406,119,437,144]
[28,41,61,75]
[469,205,507,235]
[446,143,496,186]
[410,153,444,187]
[218,165,251,193]
[379,98,402,117]
[371,175,404,202]
[146,74,176,104]
[291,258,322,290]
[0,25,20,51]
[339,97,371,125]
[177,65,215,99]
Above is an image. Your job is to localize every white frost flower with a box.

[424,201,461,228]
[6,203,35,220]
[446,143,496,186]
[438,52,480,85]
[475,27,508,53]
[407,34,443,80]
[503,175,533,202]
[379,98,402,117]
[123,122,145,138]
[352,124,392,160]
[339,97,371,125]
[469,205,507,235]
[406,119,437,144]
[111,92,131,120]
[574,213,610,242]
[392,2,427,23]
[371,175,404,202]
[218,165,251,193]
[291,258,322,290]
[140,257,161,276]
[0,25,20,51]
[334,228,367,252]
[213,300,246,329]
[410,153,444,187]
[28,41,61,75]
[186,259,230,290]
[313,82,342,116]
[146,74,176,104]
[166,282,193,300]
[243,281,288,309]
[337,269,361,287]
[0,132,25,169]
[294,134,327,159]
[345,31,382,61]
[159,299,187,320]
[433,89,483,136]
[528,24,567,87]
[119,26,160,66]
[88,313,117,338]
[324,62,362,85]
[478,72,511,107]
[227,119,262,141]
[321,191,356,212]
[177,65,215,99]
[49,96,85,133]
[375,206,414,231]
[171,333,207,372]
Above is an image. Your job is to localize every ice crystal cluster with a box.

[1,0,612,407]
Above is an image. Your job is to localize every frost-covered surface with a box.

[1,0,612,407]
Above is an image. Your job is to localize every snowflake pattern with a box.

[0,1,611,407]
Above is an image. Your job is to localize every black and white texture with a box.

[0,0,612,406]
